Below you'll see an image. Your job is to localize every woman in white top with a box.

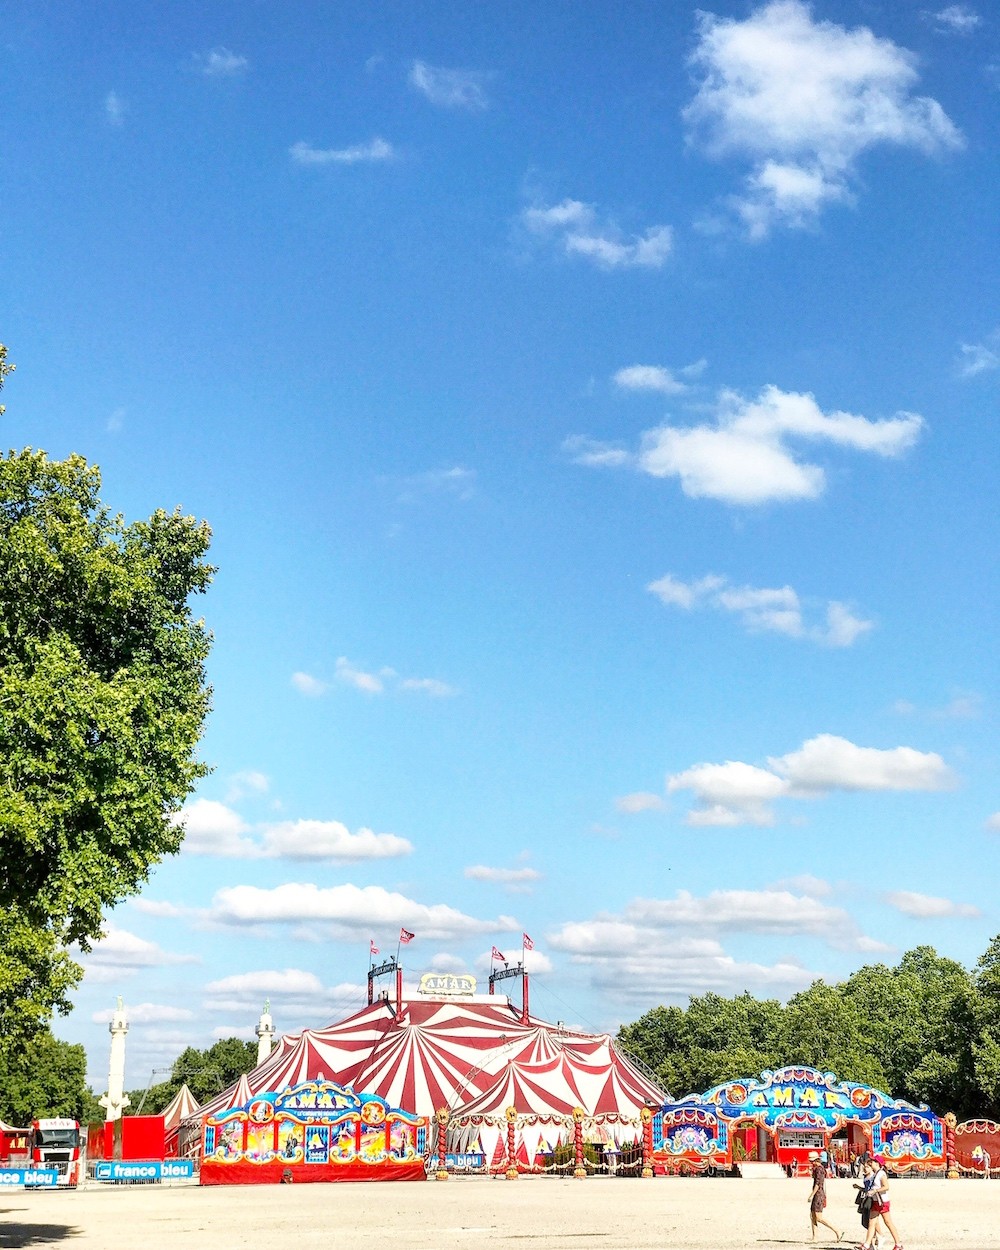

[868,1155,903,1250]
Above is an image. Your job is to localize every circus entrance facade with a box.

[653,1066,946,1176]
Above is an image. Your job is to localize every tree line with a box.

[616,938,1000,1120]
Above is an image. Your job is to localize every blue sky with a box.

[2,0,998,1093]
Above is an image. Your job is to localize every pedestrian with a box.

[853,1157,878,1247]
[807,1149,843,1242]
[868,1154,903,1250]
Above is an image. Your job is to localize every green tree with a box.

[0,351,214,1051]
[0,1030,89,1124]
[155,1037,258,1107]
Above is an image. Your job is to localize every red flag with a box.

[399,928,415,945]
[369,940,379,956]
[491,946,506,963]
[522,933,534,951]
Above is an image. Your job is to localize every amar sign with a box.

[418,973,476,996]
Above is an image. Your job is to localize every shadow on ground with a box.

[0,1220,81,1247]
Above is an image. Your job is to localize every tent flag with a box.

[370,939,379,956]
[491,946,506,963]
[399,928,415,945]
[523,933,534,951]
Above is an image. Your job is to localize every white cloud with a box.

[192,47,249,76]
[614,365,689,395]
[685,0,963,236]
[261,819,412,861]
[771,874,833,898]
[335,656,385,694]
[985,812,1000,831]
[290,138,395,166]
[615,792,667,814]
[173,800,411,862]
[927,5,982,34]
[884,890,981,918]
[668,760,788,826]
[522,199,673,270]
[958,329,1000,377]
[211,882,515,941]
[172,798,257,856]
[463,865,542,893]
[105,90,126,127]
[92,1002,194,1025]
[548,884,887,1008]
[78,926,198,982]
[648,571,873,646]
[893,691,983,720]
[291,671,328,697]
[571,384,924,505]
[408,60,490,109]
[225,770,269,803]
[770,734,955,793]
[130,898,188,919]
[666,733,954,825]
[203,971,366,1022]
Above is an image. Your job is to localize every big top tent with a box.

[194,990,665,1151]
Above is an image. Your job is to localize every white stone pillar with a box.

[255,999,275,1067]
[98,996,131,1122]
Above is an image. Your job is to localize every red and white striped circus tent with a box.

[194,993,664,1142]
[161,1083,200,1157]
[449,1035,662,1167]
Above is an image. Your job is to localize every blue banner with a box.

[0,1168,60,1188]
[93,1160,195,1182]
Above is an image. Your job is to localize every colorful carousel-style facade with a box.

[201,1078,427,1184]
[653,1066,947,1176]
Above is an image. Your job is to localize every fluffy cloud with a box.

[884,890,980,918]
[202,969,365,1019]
[463,864,542,893]
[290,138,395,166]
[211,882,514,941]
[615,792,667,814]
[892,692,982,720]
[548,885,885,1007]
[958,330,1000,377]
[614,365,689,395]
[770,734,954,793]
[408,60,489,109]
[92,1002,194,1025]
[666,734,954,825]
[291,671,327,697]
[77,926,198,983]
[649,572,873,646]
[685,0,963,236]
[261,819,412,861]
[522,199,673,270]
[192,48,249,76]
[927,5,982,34]
[570,384,923,505]
[987,812,1000,831]
[173,800,411,861]
[172,798,257,856]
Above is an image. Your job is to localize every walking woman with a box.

[807,1150,843,1242]
[867,1155,903,1250]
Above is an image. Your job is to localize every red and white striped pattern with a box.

[194,995,664,1141]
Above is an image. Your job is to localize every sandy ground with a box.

[3,1175,1000,1250]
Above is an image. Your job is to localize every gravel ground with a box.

[2,1174,999,1250]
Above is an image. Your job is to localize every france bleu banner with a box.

[0,1168,59,1188]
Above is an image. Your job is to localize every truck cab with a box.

[30,1118,82,1187]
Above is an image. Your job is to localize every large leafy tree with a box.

[0,345,214,1051]
[134,1037,258,1111]
[0,1029,91,1124]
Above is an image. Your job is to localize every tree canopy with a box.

[617,938,1000,1119]
[0,345,214,1052]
